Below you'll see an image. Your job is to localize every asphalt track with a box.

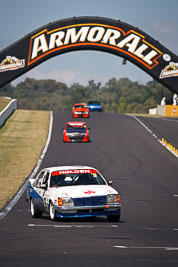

[0,111,178,267]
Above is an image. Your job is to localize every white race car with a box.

[27,166,121,222]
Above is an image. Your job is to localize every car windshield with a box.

[50,170,106,187]
[88,101,100,105]
[66,127,86,133]
[75,104,87,108]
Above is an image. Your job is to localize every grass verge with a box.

[0,109,50,210]
[0,97,11,112]
[127,113,177,118]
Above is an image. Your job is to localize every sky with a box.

[1,0,178,86]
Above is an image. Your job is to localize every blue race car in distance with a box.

[87,100,102,112]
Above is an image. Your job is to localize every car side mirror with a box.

[40,183,47,190]
[107,180,113,185]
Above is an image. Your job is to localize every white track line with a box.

[0,111,53,220]
[113,246,178,251]
[28,224,119,228]
[128,114,178,158]
[27,224,178,231]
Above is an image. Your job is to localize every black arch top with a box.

[0,16,178,93]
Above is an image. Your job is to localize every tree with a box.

[0,77,172,113]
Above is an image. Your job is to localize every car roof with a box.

[43,166,96,172]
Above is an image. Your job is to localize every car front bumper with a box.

[66,135,88,142]
[54,204,121,218]
[73,114,89,118]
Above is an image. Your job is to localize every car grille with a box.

[73,196,107,206]
[69,135,84,142]
[75,111,86,114]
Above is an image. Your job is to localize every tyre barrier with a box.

[0,98,18,128]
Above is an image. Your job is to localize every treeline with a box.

[0,77,173,113]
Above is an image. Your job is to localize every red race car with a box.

[63,121,90,142]
[72,103,90,118]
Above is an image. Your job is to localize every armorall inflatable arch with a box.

[0,16,178,93]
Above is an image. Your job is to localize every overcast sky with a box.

[1,0,178,86]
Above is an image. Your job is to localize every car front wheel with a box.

[30,199,42,218]
[49,201,57,221]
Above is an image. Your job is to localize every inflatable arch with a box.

[0,16,178,93]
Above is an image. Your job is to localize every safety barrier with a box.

[0,98,18,128]
[161,138,178,156]
[156,105,178,116]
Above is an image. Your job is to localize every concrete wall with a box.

[156,105,166,116]
[0,99,18,128]
[149,108,157,115]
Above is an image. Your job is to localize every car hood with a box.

[50,185,118,198]
[74,108,88,111]
[88,104,101,107]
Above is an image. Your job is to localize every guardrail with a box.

[0,99,18,128]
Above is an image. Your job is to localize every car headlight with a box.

[84,111,88,114]
[107,194,120,204]
[58,197,74,207]
[65,133,71,136]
